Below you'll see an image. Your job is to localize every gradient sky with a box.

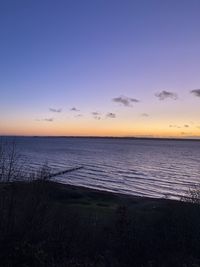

[1,0,200,137]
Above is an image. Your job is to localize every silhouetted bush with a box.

[181,185,200,204]
[0,140,24,182]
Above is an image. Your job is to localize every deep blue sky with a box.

[1,0,200,136]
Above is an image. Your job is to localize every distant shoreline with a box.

[1,135,200,142]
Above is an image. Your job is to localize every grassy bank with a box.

[0,181,200,267]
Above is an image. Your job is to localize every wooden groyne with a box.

[46,166,83,179]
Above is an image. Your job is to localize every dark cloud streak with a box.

[70,107,80,112]
[75,114,83,118]
[106,112,116,118]
[155,90,178,100]
[169,125,181,128]
[113,95,139,107]
[49,108,62,113]
[92,112,100,116]
[44,118,54,122]
[91,112,101,120]
[36,118,54,122]
[141,113,149,117]
[191,89,200,97]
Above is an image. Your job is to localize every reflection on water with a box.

[3,137,200,199]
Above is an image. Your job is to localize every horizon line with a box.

[1,135,200,141]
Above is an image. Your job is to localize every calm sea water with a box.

[3,137,200,199]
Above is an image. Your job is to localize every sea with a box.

[2,136,200,199]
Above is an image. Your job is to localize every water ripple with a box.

[5,137,200,200]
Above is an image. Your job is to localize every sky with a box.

[0,0,200,137]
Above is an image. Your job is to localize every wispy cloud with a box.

[49,108,62,113]
[92,112,100,116]
[36,118,54,122]
[169,124,190,128]
[112,95,139,107]
[141,113,149,117]
[191,89,200,97]
[94,116,101,120]
[181,132,192,136]
[91,112,101,120]
[44,118,54,122]
[106,112,116,118]
[70,107,80,112]
[155,90,178,100]
[75,114,83,118]
[169,125,181,128]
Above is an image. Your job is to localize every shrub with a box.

[0,140,23,182]
[181,185,200,204]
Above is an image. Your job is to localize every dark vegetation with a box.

[1,141,200,266]
[1,181,200,267]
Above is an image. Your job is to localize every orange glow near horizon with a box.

[1,118,200,138]
[1,1,200,140]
